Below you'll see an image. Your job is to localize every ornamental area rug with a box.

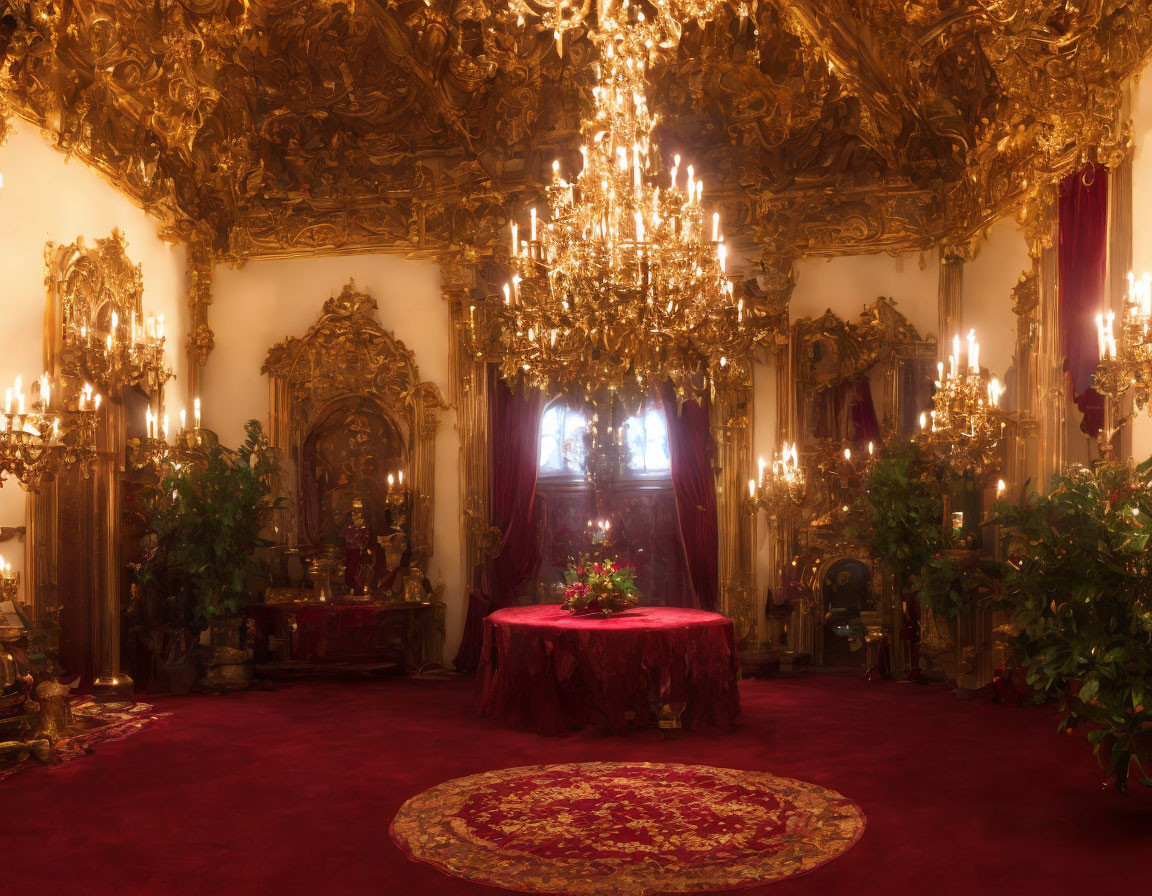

[390,761,865,895]
[0,698,169,781]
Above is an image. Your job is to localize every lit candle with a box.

[635,210,644,243]
[920,412,927,430]
[180,408,186,431]
[1096,313,1107,358]
[146,407,154,439]
[503,283,512,305]
[387,473,395,491]
[867,441,874,456]
[193,396,201,429]
[843,447,851,461]
[937,361,944,383]
[758,456,767,481]
[717,242,727,273]
[530,207,537,243]
[511,222,518,257]
[970,340,979,371]
[997,479,1006,497]
[712,212,719,242]
[686,165,694,202]
[748,479,756,498]
[398,470,404,486]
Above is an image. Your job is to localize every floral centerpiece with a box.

[562,556,639,615]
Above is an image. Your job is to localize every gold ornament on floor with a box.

[466,7,770,400]
[919,330,1008,476]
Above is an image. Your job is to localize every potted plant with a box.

[991,461,1152,791]
[848,443,988,677]
[133,420,282,691]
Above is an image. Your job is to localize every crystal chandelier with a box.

[507,0,728,52]
[919,330,1007,475]
[0,374,101,490]
[748,441,806,519]
[468,5,767,400]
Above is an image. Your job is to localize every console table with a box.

[250,600,433,676]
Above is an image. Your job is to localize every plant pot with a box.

[201,616,253,690]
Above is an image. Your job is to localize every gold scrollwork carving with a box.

[262,280,446,564]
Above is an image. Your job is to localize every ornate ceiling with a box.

[1,0,1151,268]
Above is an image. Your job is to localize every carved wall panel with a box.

[262,280,446,567]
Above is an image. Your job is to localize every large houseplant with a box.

[991,461,1152,790]
[134,420,282,690]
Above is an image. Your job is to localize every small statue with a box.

[343,498,374,596]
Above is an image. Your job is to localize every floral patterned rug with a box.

[0,698,168,781]
[390,761,865,895]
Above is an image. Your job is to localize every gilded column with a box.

[1036,225,1065,490]
[186,234,215,403]
[444,261,492,597]
[1107,153,1134,460]
[91,398,132,698]
[712,379,756,647]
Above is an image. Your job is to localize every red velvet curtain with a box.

[660,383,719,611]
[453,367,544,672]
[1058,163,1110,436]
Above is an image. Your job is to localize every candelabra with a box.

[0,557,17,604]
[61,307,171,397]
[919,330,1007,475]
[1092,272,1152,453]
[130,397,206,474]
[748,442,807,520]
[0,375,101,491]
[383,469,410,534]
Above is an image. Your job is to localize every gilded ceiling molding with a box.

[2,1,1151,261]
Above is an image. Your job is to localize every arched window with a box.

[623,405,671,475]
[538,401,588,476]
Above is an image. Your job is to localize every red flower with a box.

[612,563,621,571]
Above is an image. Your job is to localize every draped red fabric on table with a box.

[1058,163,1110,437]
[660,383,719,611]
[453,367,544,672]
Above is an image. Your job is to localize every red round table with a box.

[477,604,741,735]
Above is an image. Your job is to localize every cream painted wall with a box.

[1130,61,1152,459]
[0,119,188,602]
[790,250,940,336]
[199,255,464,660]
[962,217,1028,396]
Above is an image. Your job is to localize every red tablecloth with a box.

[477,605,741,735]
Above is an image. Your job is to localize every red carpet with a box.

[2,674,1150,895]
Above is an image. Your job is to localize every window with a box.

[538,400,671,478]
[538,402,588,476]
[624,406,671,475]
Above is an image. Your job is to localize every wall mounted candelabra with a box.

[0,374,100,491]
[747,442,806,521]
[1092,272,1152,454]
[919,330,1008,477]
